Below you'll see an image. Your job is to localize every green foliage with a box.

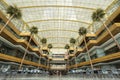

[70,38,76,44]
[78,27,87,36]
[0,18,2,22]
[92,8,105,22]
[64,44,70,49]
[41,38,47,44]
[48,44,53,49]
[7,5,22,19]
[30,26,38,34]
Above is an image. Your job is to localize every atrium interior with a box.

[0,0,120,80]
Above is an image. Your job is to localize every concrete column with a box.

[74,56,77,64]
[101,65,110,74]
[96,48,105,57]
[110,65,117,74]
[101,65,117,74]
[84,54,89,61]
[116,37,120,44]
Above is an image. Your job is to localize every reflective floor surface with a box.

[0,73,120,80]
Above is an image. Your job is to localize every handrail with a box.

[0,53,47,69]
[69,52,120,69]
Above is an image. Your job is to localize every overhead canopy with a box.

[4,0,115,50]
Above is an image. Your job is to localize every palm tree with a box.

[47,44,53,70]
[70,38,76,48]
[79,27,94,71]
[92,8,120,50]
[41,38,47,54]
[48,44,53,50]
[48,44,53,53]
[38,46,41,69]
[64,44,70,71]
[19,26,38,70]
[0,5,22,34]
[70,38,76,44]
[41,38,47,44]
[47,43,53,54]
[65,44,70,53]
[70,38,77,68]
[37,54,41,69]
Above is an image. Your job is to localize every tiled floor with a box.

[0,74,120,80]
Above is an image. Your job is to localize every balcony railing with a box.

[50,65,66,70]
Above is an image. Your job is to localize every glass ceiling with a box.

[4,0,115,51]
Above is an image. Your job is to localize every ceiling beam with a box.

[27,19,91,25]
[19,5,96,10]
[48,43,67,45]
[38,29,78,33]
[46,37,71,39]
[52,47,65,49]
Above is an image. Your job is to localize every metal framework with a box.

[27,19,91,25]
[19,5,96,10]
[3,0,117,51]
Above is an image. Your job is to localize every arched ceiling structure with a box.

[4,0,115,50]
